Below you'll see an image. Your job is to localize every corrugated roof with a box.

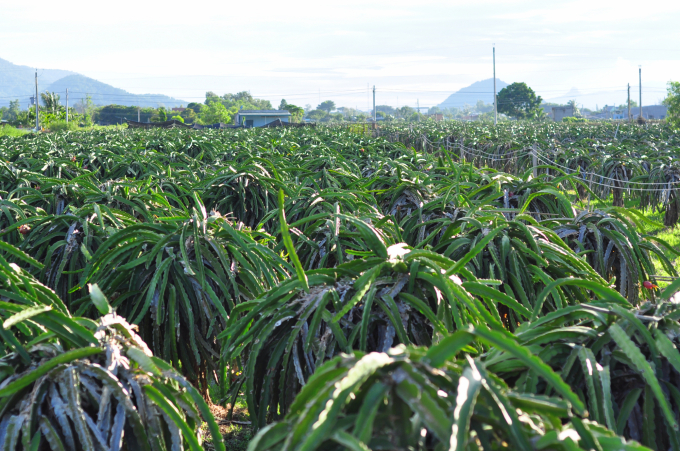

[237,110,291,115]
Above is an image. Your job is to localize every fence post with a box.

[460,141,465,163]
[532,144,538,179]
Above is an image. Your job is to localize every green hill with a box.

[0,57,74,108]
[0,58,187,109]
[47,74,187,108]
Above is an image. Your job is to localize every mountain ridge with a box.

[437,78,509,109]
[0,58,187,108]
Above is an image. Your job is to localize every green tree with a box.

[170,115,184,123]
[2,99,21,123]
[307,109,328,121]
[180,108,198,124]
[496,82,543,119]
[398,105,414,119]
[377,105,397,115]
[279,99,288,109]
[566,99,581,117]
[317,100,335,113]
[205,91,221,104]
[40,91,61,115]
[201,101,231,124]
[158,107,168,122]
[281,103,304,122]
[663,81,680,127]
[221,91,272,110]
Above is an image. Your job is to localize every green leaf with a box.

[616,388,642,436]
[2,305,52,330]
[279,189,309,293]
[332,263,382,322]
[660,278,680,300]
[335,214,388,259]
[445,225,506,276]
[330,430,370,451]
[144,385,203,451]
[0,347,102,397]
[609,324,678,433]
[0,241,44,269]
[450,357,484,451]
[126,347,161,376]
[473,326,586,415]
[87,283,111,315]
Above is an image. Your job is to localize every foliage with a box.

[317,101,336,113]
[563,116,588,123]
[249,341,651,451]
[158,107,168,122]
[201,101,231,125]
[180,108,198,124]
[307,109,327,121]
[279,101,304,123]
[0,247,225,450]
[0,122,678,450]
[47,120,79,132]
[94,105,156,124]
[0,125,28,137]
[497,82,543,119]
[40,91,62,116]
[2,100,21,123]
[663,81,680,128]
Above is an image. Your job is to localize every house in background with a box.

[234,110,291,128]
[636,105,668,120]
[552,106,574,122]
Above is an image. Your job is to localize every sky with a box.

[1,0,679,110]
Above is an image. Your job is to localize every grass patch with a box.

[587,193,680,286]
[202,395,252,451]
[0,126,29,137]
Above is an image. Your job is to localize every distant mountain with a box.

[0,58,187,109]
[0,57,75,108]
[46,75,186,108]
[544,87,584,105]
[543,87,650,111]
[438,78,509,109]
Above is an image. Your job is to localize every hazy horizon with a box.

[2,0,678,110]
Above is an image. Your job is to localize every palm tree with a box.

[567,99,581,117]
[40,91,61,115]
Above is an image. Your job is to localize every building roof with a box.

[236,110,291,116]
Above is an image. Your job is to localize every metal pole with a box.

[35,70,39,130]
[66,88,69,124]
[639,66,642,119]
[627,84,630,121]
[372,85,376,123]
[493,44,497,125]
[532,144,538,179]
[138,107,141,122]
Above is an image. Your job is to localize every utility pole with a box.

[638,66,642,120]
[66,88,69,124]
[627,84,631,121]
[493,44,497,125]
[372,85,376,123]
[35,70,39,131]
[138,107,141,122]
[417,99,420,121]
